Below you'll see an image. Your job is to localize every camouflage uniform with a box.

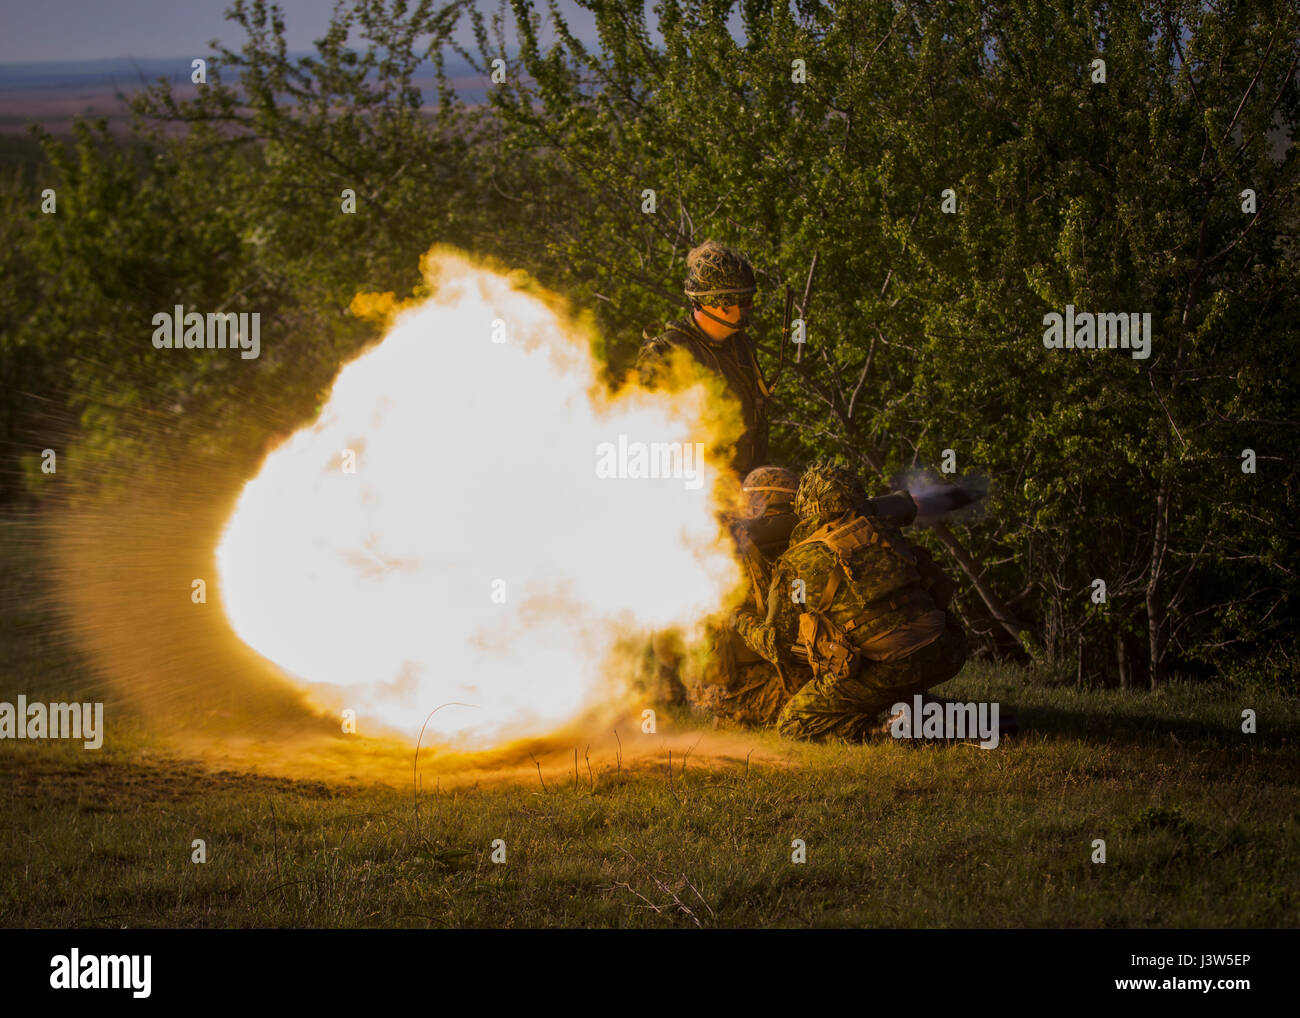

[732,465,801,613]
[685,466,809,727]
[638,241,773,709]
[730,462,967,741]
[636,240,771,477]
[636,318,770,477]
[686,650,806,728]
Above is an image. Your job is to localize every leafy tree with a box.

[474,0,1300,684]
[3,0,1295,688]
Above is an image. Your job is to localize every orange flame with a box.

[215,247,744,748]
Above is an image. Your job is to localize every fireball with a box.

[215,248,743,748]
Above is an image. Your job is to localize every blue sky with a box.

[0,0,662,64]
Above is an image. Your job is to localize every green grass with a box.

[2,666,1296,928]
[2,521,1298,928]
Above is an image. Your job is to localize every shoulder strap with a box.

[786,512,916,574]
[740,540,769,614]
[787,513,876,555]
[817,565,844,612]
[785,516,850,614]
[785,516,848,555]
[643,319,693,343]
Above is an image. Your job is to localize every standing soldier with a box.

[727,461,969,741]
[637,240,775,706]
[636,239,773,477]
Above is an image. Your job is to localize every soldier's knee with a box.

[909,616,966,687]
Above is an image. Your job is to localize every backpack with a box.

[788,512,931,683]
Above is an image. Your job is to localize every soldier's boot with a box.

[874,703,908,738]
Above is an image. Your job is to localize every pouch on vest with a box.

[795,566,860,683]
[788,512,921,682]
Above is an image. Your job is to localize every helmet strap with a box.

[693,303,748,332]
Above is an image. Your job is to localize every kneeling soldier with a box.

[686,466,808,727]
[728,461,966,741]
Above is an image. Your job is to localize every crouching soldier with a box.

[728,461,967,741]
[685,466,811,728]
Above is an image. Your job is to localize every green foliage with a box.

[476,0,1300,684]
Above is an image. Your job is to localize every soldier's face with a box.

[715,298,754,331]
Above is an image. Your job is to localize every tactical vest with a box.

[787,511,935,682]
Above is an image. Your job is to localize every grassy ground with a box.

[2,522,1297,928]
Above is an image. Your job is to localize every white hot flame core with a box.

[216,251,740,747]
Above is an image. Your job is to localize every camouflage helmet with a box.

[684,240,757,308]
[794,461,865,518]
[741,465,799,518]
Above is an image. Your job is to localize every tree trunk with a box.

[1117,631,1130,690]
[1146,480,1171,689]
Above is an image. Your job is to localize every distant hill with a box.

[0,53,491,138]
[0,53,1291,162]
[0,57,200,92]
